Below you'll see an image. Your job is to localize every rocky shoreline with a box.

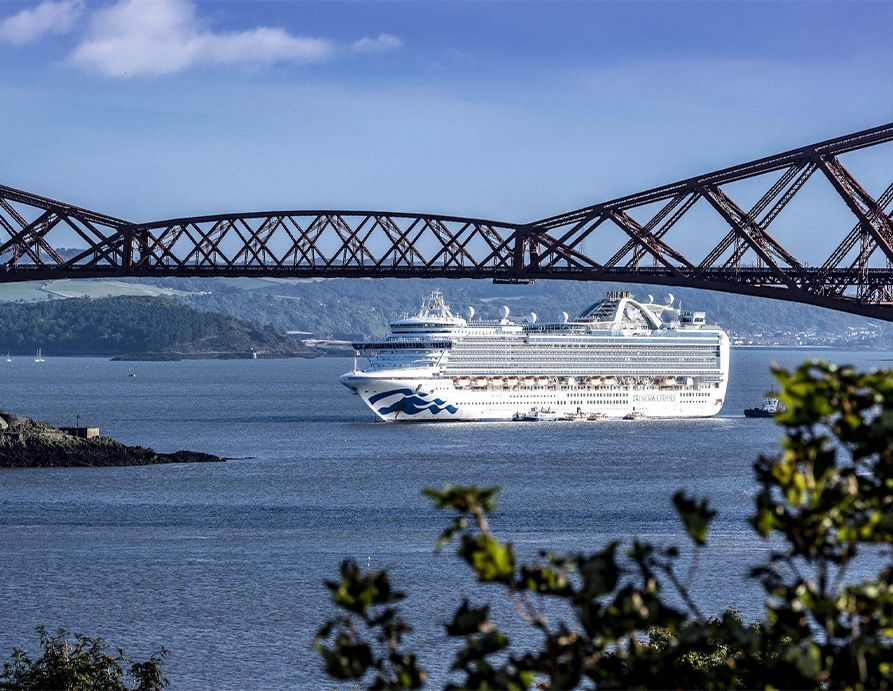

[0,411,224,468]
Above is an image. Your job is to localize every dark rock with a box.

[0,410,224,468]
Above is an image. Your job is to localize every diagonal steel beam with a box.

[606,210,694,272]
[699,184,801,268]
[815,154,893,267]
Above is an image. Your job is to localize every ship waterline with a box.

[341,291,730,422]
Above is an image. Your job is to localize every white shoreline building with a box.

[340,290,730,422]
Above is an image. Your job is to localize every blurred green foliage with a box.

[0,627,167,691]
[317,361,893,689]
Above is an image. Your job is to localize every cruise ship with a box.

[340,290,729,422]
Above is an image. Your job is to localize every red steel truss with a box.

[2,121,893,319]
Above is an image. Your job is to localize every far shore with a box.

[2,349,352,361]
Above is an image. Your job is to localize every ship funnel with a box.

[561,311,569,323]
[529,311,537,324]
[467,306,475,320]
[501,305,510,320]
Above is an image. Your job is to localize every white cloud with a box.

[69,0,341,77]
[0,0,83,46]
[352,33,402,54]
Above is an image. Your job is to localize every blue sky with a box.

[1,0,892,228]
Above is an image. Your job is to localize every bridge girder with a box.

[3,121,893,320]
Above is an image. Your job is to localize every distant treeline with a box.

[0,296,305,356]
[2,277,889,350]
[159,276,893,342]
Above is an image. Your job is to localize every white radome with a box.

[340,290,730,422]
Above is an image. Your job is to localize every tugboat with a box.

[744,396,785,418]
[622,410,647,421]
[520,407,560,422]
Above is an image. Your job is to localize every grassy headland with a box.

[0,296,317,359]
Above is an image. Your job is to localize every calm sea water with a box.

[0,348,889,688]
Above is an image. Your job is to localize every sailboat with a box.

[5,352,10,362]
[34,348,45,363]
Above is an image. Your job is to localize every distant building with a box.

[60,426,100,439]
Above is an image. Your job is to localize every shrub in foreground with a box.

[316,361,893,689]
[0,627,167,691]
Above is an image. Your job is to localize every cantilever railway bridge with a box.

[3,121,893,319]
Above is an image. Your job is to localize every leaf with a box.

[327,559,404,616]
[445,599,491,636]
[672,491,717,546]
[435,517,468,551]
[459,534,516,583]
[423,485,500,513]
[576,543,619,601]
[518,562,573,596]
[317,633,374,680]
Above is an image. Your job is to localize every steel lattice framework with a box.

[3,121,893,319]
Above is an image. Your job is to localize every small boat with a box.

[34,348,45,363]
[623,410,647,421]
[744,397,785,418]
[587,412,609,421]
[5,352,10,362]
[128,371,136,378]
[561,410,587,421]
[521,407,560,422]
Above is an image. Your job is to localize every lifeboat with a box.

[489,377,504,388]
[521,377,536,387]
[602,377,617,386]
[473,377,488,388]
[453,377,469,389]
[623,411,647,421]
[504,376,519,388]
[659,377,676,388]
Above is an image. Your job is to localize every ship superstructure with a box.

[340,290,730,422]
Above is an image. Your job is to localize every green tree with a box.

[316,361,893,689]
[0,628,167,691]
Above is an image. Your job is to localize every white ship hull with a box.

[342,371,725,422]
